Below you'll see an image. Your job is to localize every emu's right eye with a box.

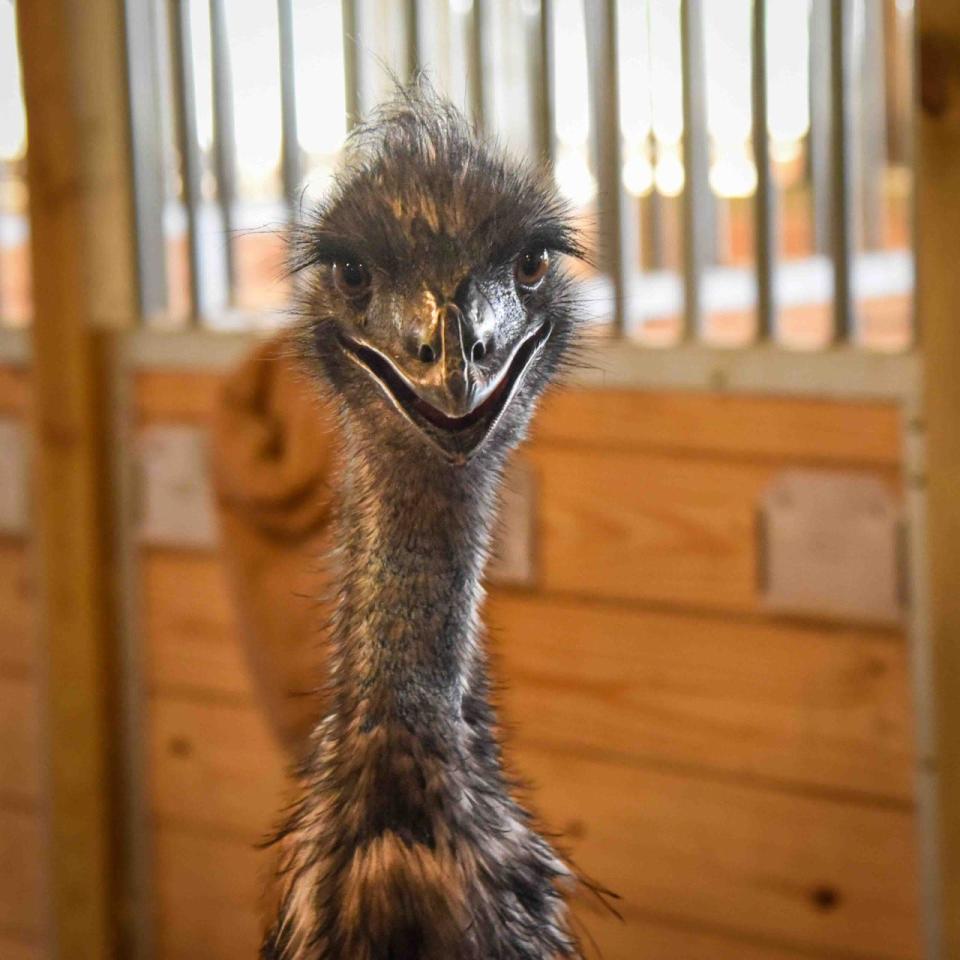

[333,261,372,298]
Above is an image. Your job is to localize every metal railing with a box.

[121,0,915,353]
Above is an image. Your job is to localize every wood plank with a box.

[917,3,960,956]
[135,371,223,425]
[0,541,34,670]
[529,445,900,613]
[0,806,42,938]
[143,549,250,699]
[148,697,290,837]
[0,676,40,804]
[147,697,921,957]
[152,829,828,960]
[488,594,914,801]
[154,827,271,960]
[536,389,902,466]
[0,938,42,960]
[144,552,914,799]
[0,367,30,417]
[516,746,922,960]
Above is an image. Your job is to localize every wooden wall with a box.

[0,366,42,960]
[133,367,921,960]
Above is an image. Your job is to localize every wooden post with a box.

[16,1,137,957]
[918,2,960,956]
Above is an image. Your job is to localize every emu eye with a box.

[333,261,372,298]
[514,248,550,289]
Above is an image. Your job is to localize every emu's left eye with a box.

[514,248,550,290]
[333,261,372,298]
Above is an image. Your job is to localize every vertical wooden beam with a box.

[16,0,136,956]
[918,2,960,957]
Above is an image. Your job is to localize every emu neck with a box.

[333,438,500,739]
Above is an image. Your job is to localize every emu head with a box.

[294,87,584,466]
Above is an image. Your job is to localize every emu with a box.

[263,86,588,960]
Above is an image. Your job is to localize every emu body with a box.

[263,88,585,960]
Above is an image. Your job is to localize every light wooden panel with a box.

[144,551,914,799]
[135,371,223,425]
[0,676,40,805]
[489,594,914,800]
[148,698,289,837]
[0,367,30,417]
[0,541,33,670]
[146,696,921,958]
[529,445,898,613]
[0,806,42,938]
[537,389,902,466]
[0,939,42,960]
[154,827,270,960]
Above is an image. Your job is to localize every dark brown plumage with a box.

[262,83,588,960]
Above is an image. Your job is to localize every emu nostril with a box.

[471,341,486,362]
[418,344,436,363]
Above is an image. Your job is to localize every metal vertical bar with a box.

[208,0,237,301]
[830,0,854,341]
[809,0,832,257]
[752,0,775,340]
[405,0,422,81]
[277,0,301,214]
[342,0,361,129]
[530,0,554,164]
[860,0,887,251]
[680,0,709,338]
[167,0,204,322]
[468,0,487,130]
[125,0,169,321]
[583,0,630,335]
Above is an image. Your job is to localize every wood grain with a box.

[0,541,33,670]
[536,389,902,466]
[0,938,42,960]
[146,695,921,958]
[0,806,42,938]
[0,676,40,804]
[528,445,899,613]
[147,697,290,837]
[0,367,30,417]
[143,551,915,799]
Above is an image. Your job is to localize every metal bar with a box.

[167,0,204,322]
[277,0,301,214]
[405,0,422,81]
[342,0,361,129]
[583,0,629,334]
[752,0,775,340]
[468,0,487,130]
[530,0,554,164]
[680,0,710,338]
[830,0,855,341]
[124,0,169,321]
[860,0,887,251]
[208,0,237,301]
[809,0,832,257]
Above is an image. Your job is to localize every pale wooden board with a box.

[135,371,903,468]
[144,550,915,799]
[0,676,40,804]
[0,938,42,960]
[0,367,30,417]
[488,594,914,801]
[146,695,921,958]
[528,445,900,613]
[152,826,833,960]
[536,389,902,466]
[0,541,34,670]
[154,827,272,960]
[147,697,291,838]
[0,806,42,938]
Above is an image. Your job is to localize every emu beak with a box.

[337,306,552,461]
